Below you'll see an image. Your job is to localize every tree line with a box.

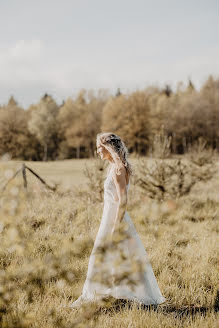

[0,75,218,161]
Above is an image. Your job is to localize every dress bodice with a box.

[104,164,130,204]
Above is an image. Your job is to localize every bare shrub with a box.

[149,126,172,159]
[73,158,108,203]
[187,137,216,167]
[135,157,216,201]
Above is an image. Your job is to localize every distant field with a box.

[0,158,138,192]
[0,156,218,195]
[1,159,92,189]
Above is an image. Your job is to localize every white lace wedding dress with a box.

[70,164,166,308]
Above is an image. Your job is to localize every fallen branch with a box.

[25,164,57,191]
[2,167,22,192]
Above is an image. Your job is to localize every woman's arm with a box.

[112,166,128,231]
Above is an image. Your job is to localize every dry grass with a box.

[0,157,218,327]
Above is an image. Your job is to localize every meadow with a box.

[0,156,218,328]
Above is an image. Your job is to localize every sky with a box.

[0,0,219,108]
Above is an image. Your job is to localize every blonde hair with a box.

[96,132,133,177]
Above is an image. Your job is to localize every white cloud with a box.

[9,39,43,60]
[0,39,44,83]
[0,38,218,107]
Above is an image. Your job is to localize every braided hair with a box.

[96,132,133,177]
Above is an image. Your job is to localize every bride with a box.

[70,132,166,308]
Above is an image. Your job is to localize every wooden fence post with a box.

[1,163,57,193]
[22,163,27,189]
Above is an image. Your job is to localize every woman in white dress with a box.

[70,132,166,308]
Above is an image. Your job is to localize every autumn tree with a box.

[0,97,40,160]
[101,90,152,154]
[65,90,90,158]
[0,76,218,160]
[28,94,59,161]
[200,75,219,149]
[58,89,107,158]
[161,76,219,152]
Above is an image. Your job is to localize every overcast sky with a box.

[0,0,219,108]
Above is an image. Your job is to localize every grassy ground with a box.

[0,157,218,327]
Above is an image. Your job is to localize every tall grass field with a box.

[0,156,218,328]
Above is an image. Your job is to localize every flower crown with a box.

[106,134,120,144]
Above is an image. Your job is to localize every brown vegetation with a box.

[0,75,219,161]
[0,155,218,327]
